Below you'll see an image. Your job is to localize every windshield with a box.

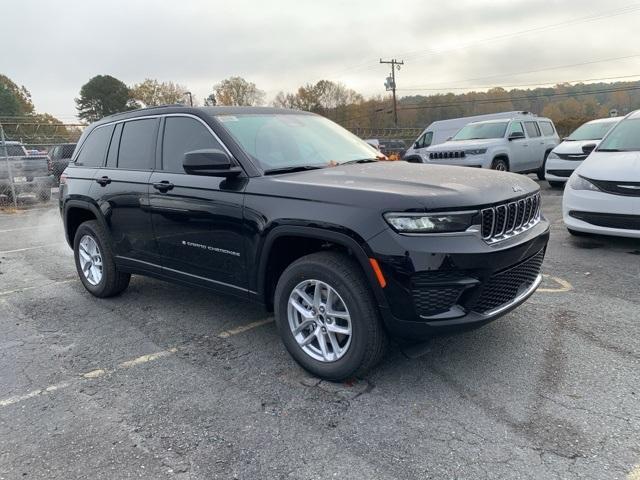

[597,118,640,151]
[216,114,379,170]
[452,122,508,140]
[567,120,618,141]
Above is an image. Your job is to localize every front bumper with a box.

[0,175,54,195]
[563,186,640,238]
[545,158,582,183]
[368,220,550,338]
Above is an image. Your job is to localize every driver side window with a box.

[415,131,433,149]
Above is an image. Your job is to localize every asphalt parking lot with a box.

[0,183,638,480]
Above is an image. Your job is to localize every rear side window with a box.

[76,125,115,167]
[539,121,555,136]
[118,118,159,170]
[162,117,224,173]
[524,121,541,138]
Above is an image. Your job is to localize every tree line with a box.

[2,72,640,144]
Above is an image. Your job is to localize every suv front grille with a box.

[569,211,640,230]
[411,271,469,317]
[429,151,466,160]
[556,153,588,161]
[469,249,545,314]
[547,169,574,178]
[480,193,541,244]
[588,179,640,197]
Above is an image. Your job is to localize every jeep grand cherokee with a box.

[59,106,549,380]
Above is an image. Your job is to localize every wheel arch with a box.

[256,226,388,311]
[63,200,107,247]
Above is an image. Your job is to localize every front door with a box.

[506,121,529,172]
[148,115,247,295]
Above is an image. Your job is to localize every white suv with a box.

[424,114,560,177]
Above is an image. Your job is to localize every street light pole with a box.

[184,91,193,107]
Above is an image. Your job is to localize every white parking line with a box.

[217,318,274,338]
[0,243,66,255]
[0,315,279,410]
[0,278,76,297]
[0,225,60,233]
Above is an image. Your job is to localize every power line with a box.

[396,73,640,92]
[396,85,640,112]
[398,53,640,89]
[329,3,640,79]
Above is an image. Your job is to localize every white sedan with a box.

[563,110,640,239]
[546,116,622,188]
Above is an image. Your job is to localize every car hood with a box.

[426,138,499,152]
[250,161,539,211]
[577,151,640,181]
[553,139,601,154]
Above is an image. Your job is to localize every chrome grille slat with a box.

[480,193,541,244]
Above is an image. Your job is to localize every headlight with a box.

[547,152,559,160]
[568,174,600,192]
[464,148,487,156]
[384,211,477,233]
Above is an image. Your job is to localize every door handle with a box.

[153,181,174,193]
[95,176,111,186]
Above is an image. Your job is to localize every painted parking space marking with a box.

[0,242,66,255]
[0,278,76,297]
[538,274,573,293]
[0,316,275,410]
[217,318,274,338]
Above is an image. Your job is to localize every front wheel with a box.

[274,251,388,381]
[491,158,508,171]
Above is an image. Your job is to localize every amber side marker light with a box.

[368,258,387,288]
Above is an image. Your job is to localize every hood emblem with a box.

[512,185,524,192]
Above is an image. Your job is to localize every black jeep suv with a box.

[59,106,549,380]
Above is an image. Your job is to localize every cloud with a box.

[1,0,637,120]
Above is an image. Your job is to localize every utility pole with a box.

[380,58,403,126]
[184,91,193,106]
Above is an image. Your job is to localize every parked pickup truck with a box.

[1,141,54,202]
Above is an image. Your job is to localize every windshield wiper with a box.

[264,165,324,175]
[340,158,379,165]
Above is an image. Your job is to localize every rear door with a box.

[148,115,247,295]
[91,118,160,271]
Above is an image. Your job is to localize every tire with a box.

[274,251,388,381]
[491,158,508,171]
[537,151,551,180]
[73,220,130,297]
[548,181,565,189]
[37,187,52,202]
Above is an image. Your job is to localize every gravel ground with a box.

[0,183,638,480]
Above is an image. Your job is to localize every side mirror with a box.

[414,141,421,149]
[582,143,597,155]
[183,149,242,177]
[508,131,525,141]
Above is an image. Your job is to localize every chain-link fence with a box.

[0,119,84,207]
[348,127,423,159]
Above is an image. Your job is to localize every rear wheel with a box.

[274,251,388,381]
[73,220,130,297]
[491,158,508,171]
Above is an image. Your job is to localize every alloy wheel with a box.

[78,235,103,286]
[287,279,352,362]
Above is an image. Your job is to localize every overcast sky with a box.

[3,0,640,121]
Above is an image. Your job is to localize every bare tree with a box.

[212,77,265,106]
